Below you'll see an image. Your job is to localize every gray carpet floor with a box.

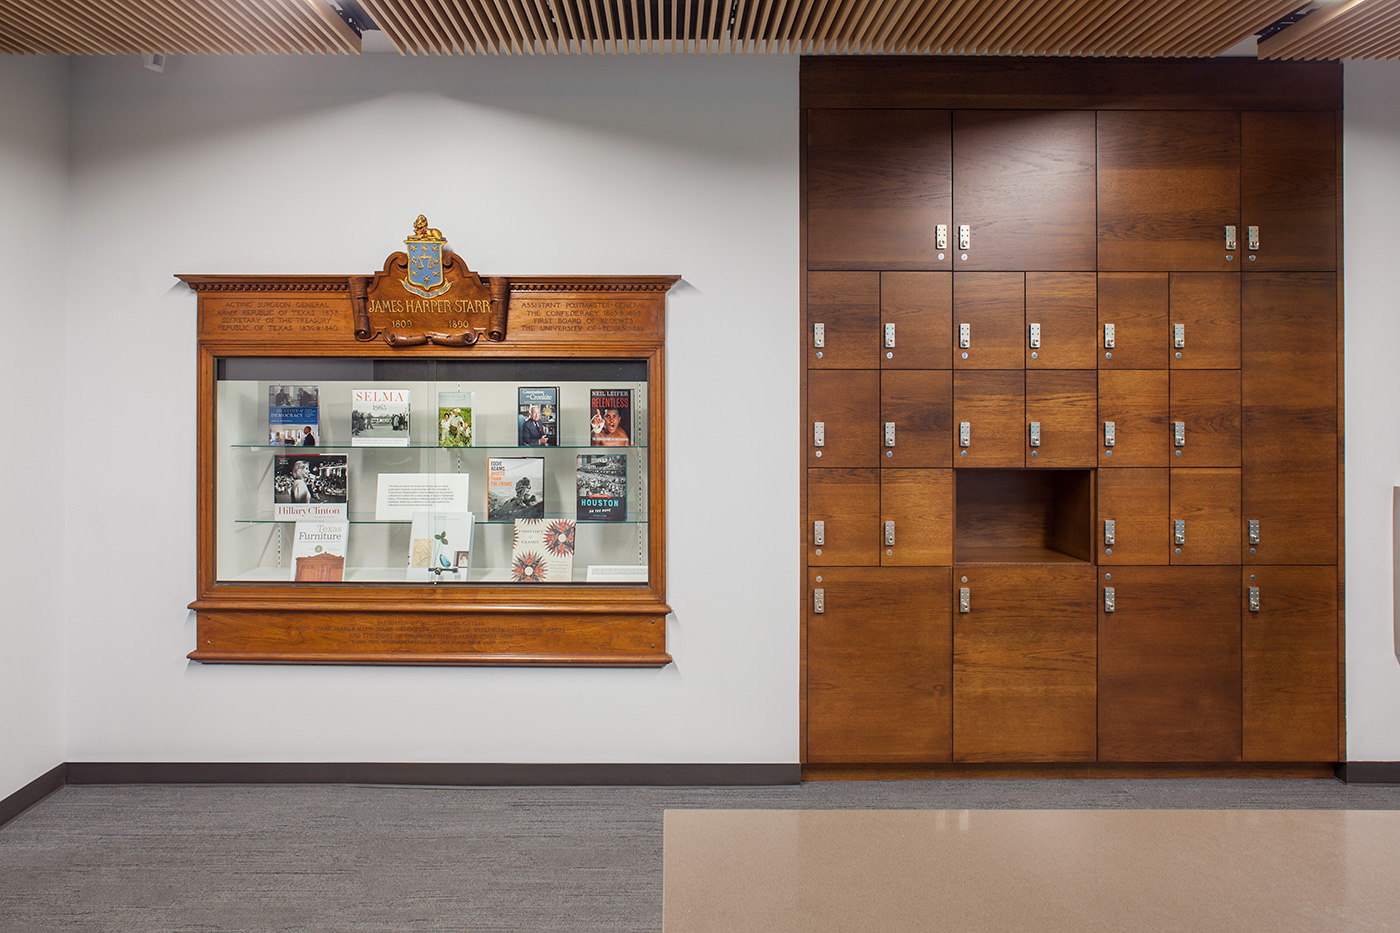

[4,778,1400,932]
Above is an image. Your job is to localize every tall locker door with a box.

[1098,370,1169,468]
[809,370,880,469]
[1025,371,1097,468]
[953,371,1024,467]
[882,272,952,370]
[1097,111,1240,272]
[808,469,879,567]
[953,273,1025,370]
[1097,468,1170,566]
[1241,111,1338,273]
[881,470,954,567]
[1169,370,1241,468]
[881,370,953,468]
[1098,273,1168,370]
[1169,468,1242,566]
[807,567,953,763]
[952,565,1097,762]
[951,110,1097,272]
[807,110,953,271]
[1026,272,1097,370]
[1241,273,1338,565]
[1169,273,1240,370]
[1243,566,1339,761]
[808,272,880,371]
[1099,566,1242,762]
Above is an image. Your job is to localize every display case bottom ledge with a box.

[187,649,673,667]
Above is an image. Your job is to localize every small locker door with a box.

[1170,468,1242,566]
[881,470,954,567]
[808,469,879,567]
[953,370,1024,468]
[1026,272,1097,370]
[1097,468,1169,566]
[881,272,952,370]
[808,369,880,469]
[1241,111,1338,273]
[881,370,953,469]
[808,272,880,371]
[1098,370,1169,468]
[1169,273,1241,370]
[1169,370,1241,467]
[1098,273,1168,370]
[1025,370,1097,468]
[953,273,1026,370]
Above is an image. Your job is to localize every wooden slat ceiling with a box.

[0,0,1397,59]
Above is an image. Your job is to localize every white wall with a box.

[0,56,69,797]
[62,53,800,764]
[1344,59,1400,761]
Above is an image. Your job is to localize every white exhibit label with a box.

[585,564,650,583]
[374,473,470,521]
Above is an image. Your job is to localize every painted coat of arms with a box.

[403,214,450,299]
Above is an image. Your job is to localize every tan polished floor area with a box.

[663,809,1400,932]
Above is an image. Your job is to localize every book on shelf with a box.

[273,453,348,519]
[407,510,474,582]
[437,391,474,447]
[576,454,627,522]
[517,386,558,447]
[290,519,347,581]
[351,388,410,447]
[589,388,632,447]
[487,457,545,521]
[268,384,320,447]
[510,518,576,583]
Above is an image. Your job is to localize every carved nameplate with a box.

[197,293,356,346]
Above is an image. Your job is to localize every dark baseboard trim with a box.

[65,762,802,786]
[1336,762,1400,785]
[0,763,66,830]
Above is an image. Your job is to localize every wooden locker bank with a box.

[800,57,1343,777]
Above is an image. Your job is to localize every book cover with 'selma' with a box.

[576,454,627,522]
[589,388,632,447]
[351,388,410,447]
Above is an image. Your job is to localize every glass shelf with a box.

[231,444,645,451]
[233,512,648,525]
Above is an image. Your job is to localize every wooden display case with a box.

[181,220,678,667]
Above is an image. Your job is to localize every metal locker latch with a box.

[884,323,896,349]
[936,224,948,250]
[1174,421,1186,447]
[1175,520,1186,546]
[1225,225,1238,251]
[959,422,971,447]
[958,225,970,250]
[1104,587,1116,613]
[1249,519,1261,546]
[959,323,971,349]
[1103,323,1115,349]
[1247,226,1260,251]
[1029,322,1041,349]
[1249,587,1261,612]
[813,588,825,613]
[813,422,825,447]
[884,521,896,546]
[1029,422,1041,447]
[959,587,970,613]
[1174,323,1186,349]
[885,422,896,447]
[813,323,825,348]
[1104,519,1116,546]
[813,520,825,546]
[1103,421,1116,447]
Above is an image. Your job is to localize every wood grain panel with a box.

[951,110,1097,272]
[808,469,880,567]
[1169,273,1241,370]
[1243,565,1339,761]
[882,370,953,468]
[809,369,880,469]
[1170,369,1241,467]
[1099,566,1242,762]
[1097,111,1240,272]
[953,565,1097,762]
[1025,370,1097,468]
[1170,468,1242,566]
[807,109,952,270]
[954,370,1024,468]
[1097,468,1170,566]
[1026,272,1096,370]
[807,567,953,763]
[1098,273,1168,370]
[808,271,880,370]
[881,272,952,370]
[882,469,954,566]
[1242,111,1338,273]
[953,273,1026,370]
[1098,370,1169,468]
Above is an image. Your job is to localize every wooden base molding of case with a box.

[803,763,1339,781]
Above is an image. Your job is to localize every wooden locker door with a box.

[953,371,1024,468]
[809,369,880,469]
[1241,273,1338,565]
[953,565,1097,762]
[1243,565,1339,761]
[808,272,880,371]
[1170,468,1242,565]
[951,110,1097,272]
[1169,370,1241,467]
[1098,273,1168,370]
[953,273,1025,370]
[808,469,879,567]
[1027,272,1097,370]
[1242,111,1338,273]
[807,109,953,271]
[882,272,952,370]
[1097,111,1240,272]
[1025,370,1097,468]
[1099,566,1242,762]
[881,469,953,567]
[1097,468,1169,566]
[881,370,953,468]
[1098,370,1169,468]
[807,567,953,763]
[1169,273,1240,370]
